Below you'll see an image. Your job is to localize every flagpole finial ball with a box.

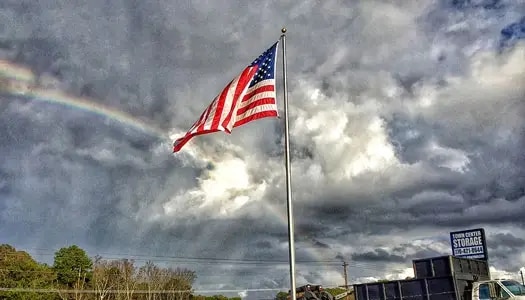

[281,28,287,33]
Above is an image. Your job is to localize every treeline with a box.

[0,244,240,300]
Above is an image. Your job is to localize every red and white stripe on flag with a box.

[173,42,279,152]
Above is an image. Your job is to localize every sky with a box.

[1,0,524,298]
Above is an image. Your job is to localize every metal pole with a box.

[520,269,524,285]
[281,27,296,300]
[343,261,349,291]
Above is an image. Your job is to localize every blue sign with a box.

[450,228,488,261]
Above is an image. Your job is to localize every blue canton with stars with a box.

[248,42,278,88]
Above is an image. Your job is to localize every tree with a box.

[0,244,57,300]
[53,245,93,287]
[275,291,289,300]
[92,256,121,300]
[191,296,240,300]
[137,260,164,300]
[162,267,196,300]
[206,296,228,300]
[114,259,137,300]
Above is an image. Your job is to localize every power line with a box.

[0,287,282,294]
[2,248,412,269]
[2,250,413,270]
[2,248,420,287]
[10,246,434,271]
[3,250,343,264]
[1,255,411,279]
[0,266,411,289]
[0,285,347,294]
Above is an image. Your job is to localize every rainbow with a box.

[1,59,337,275]
[0,59,168,139]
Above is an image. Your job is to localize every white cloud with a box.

[426,140,471,172]
[237,290,247,299]
[360,265,523,284]
[489,266,521,281]
[413,44,525,136]
[288,79,399,188]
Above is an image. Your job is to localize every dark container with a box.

[354,256,491,300]
[354,276,475,300]
[412,256,490,280]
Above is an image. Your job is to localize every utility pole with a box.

[520,269,524,285]
[343,261,349,291]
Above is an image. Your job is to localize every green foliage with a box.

[0,244,57,300]
[0,243,240,300]
[52,245,93,287]
[325,287,348,296]
[275,291,289,300]
[191,295,241,300]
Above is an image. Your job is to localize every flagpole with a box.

[281,27,297,300]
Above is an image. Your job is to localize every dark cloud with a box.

[490,233,525,248]
[485,232,525,271]
[350,232,525,272]
[450,0,505,10]
[312,240,331,249]
[352,249,406,263]
[254,240,273,249]
[386,114,440,164]
[500,17,525,49]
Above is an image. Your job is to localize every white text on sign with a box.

[452,230,483,248]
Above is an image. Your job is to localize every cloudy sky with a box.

[1,0,524,298]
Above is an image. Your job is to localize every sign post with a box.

[450,228,489,261]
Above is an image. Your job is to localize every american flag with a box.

[173,42,279,152]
